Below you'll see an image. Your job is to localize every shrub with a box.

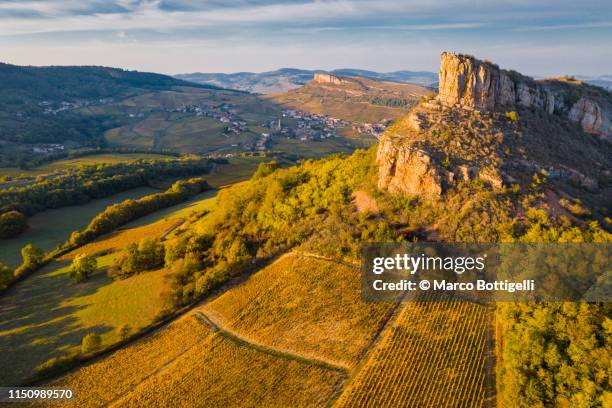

[0,211,27,239]
[81,333,102,354]
[505,111,519,123]
[252,160,279,179]
[116,324,131,341]
[34,352,79,376]
[69,254,97,283]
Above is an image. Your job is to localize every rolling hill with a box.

[0,63,214,144]
[176,68,438,94]
[266,73,430,123]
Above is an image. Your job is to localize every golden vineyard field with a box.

[202,252,395,368]
[44,314,345,408]
[335,292,493,407]
[29,254,495,408]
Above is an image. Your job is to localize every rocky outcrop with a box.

[568,98,612,140]
[438,52,567,113]
[377,137,443,198]
[313,73,347,85]
[437,52,612,140]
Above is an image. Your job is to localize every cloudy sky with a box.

[1,0,611,76]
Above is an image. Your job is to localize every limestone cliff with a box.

[438,52,611,141]
[376,137,443,199]
[313,73,347,85]
[376,51,612,201]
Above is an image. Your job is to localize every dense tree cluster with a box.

[69,254,98,283]
[496,212,611,407]
[0,158,213,215]
[68,177,209,248]
[14,243,45,280]
[109,238,165,280]
[159,150,400,309]
[0,210,27,239]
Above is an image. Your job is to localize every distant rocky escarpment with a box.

[438,52,611,140]
[377,52,612,208]
[312,73,348,85]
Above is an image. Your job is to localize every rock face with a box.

[438,52,611,140]
[313,73,347,85]
[568,98,612,139]
[376,51,611,200]
[377,137,443,199]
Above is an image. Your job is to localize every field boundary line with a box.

[194,311,349,374]
[160,218,184,238]
[331,291,411,406]
[292,251,360,269]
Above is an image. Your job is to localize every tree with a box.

[252,160,279,179]
[112,238,165,279]
[505,111,519,123]
[69,254,97,283]
[81,333,102,354]
[0,211,28,239]
[21,244,44,268]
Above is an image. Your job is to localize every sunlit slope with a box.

[335,293,494,408]
[267,75,430,123]
[48,314,346,408]
[200,252,395,369]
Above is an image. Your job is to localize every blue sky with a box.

[0,0,611,76]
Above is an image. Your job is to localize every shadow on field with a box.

[0,261,113,386]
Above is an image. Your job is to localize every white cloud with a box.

[0,0,481,35]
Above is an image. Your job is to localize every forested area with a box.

[496,215,610,407]
[0,158,214,217]
[0,63,215,145]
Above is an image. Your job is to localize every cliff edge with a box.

[377,52,612,204]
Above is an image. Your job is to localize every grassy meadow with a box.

[0,156,264,267]
[0,253,171,386]
[0,187,158,267]
[0,155,268,385]
[270,137,357,158]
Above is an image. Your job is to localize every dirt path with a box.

[193,311,348,373]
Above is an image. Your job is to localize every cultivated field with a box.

[0,187,158,267]
[270,137,357,158]
[47,314,346,408]
[334,292,493,408]
[103,88,282,154]
[201,252,396,368]
[266,77,428,124]
[205,156,267,187]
